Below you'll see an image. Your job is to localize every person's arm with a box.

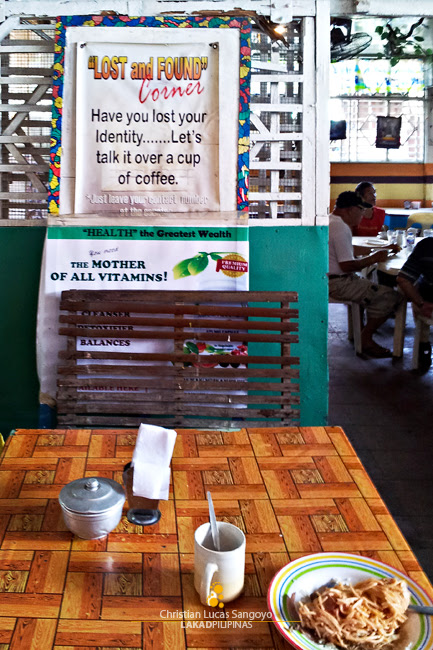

[396,275,433,319]
[353,244,374,256]
[353,243,400,256]
[339,249,390,274]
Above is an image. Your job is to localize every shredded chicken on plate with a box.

[297,578,410,650]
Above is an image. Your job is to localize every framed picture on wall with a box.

[330,120,347,140]
[376,115,402,149]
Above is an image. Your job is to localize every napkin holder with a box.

[122,462,161,526]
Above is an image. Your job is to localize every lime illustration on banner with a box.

[173,251,248,280]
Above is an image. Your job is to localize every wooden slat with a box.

[0,164,49,172]
[57,365,298,379]
[56,414,299,427]
[56,390,300,405]
[0,44,54,53]
[58,351,296,364]
[1,68,54,76]
[248,191,302,201]
[59,327,298,344]
[57,402,293,418]
[59,314,298,331]
[2,202,47,211]
[0,192,47,199]
[60,302,298,318]
[251,132,303,141]
[0,104,52,112]
[57,377,299,392]
[252,74,304,83]
[11,23,56,31]
[59,289,298,302]
[252,103,303,112]
[250,161,302,170]
[0,135,50,143]
[2,91,51,101]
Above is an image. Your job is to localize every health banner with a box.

[75,42,220,213]
[37,222,249,401]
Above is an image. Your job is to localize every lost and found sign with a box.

[74,42,220,213]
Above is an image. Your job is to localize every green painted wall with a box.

[0,224,328,436]
[0,227,45,438]
[249,226,328,425]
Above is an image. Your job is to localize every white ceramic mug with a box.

[194,521,246,605]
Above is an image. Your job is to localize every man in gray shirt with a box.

[329,191,401,358]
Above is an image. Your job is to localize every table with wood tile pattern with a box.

[0,427,431,649]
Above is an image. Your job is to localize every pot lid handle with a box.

[84,478,99,491]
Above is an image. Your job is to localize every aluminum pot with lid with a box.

[59,477,125,539]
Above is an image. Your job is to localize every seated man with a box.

[396,237,433,373]
[329,191,401,358]
[352,182,386,237]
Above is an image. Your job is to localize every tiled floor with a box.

[328,303,433,581]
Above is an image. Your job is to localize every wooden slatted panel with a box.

[56,290,300,428]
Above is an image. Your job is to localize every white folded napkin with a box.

[131,423,177,500]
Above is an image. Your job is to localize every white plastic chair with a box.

[329,298,363,355]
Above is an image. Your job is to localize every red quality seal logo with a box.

[215,254,248,278]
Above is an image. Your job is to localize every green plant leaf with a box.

[205,345,216,352]
[375,26,383,35]
[188,255,209,275]
[414,36,424,42]
[210,253,223,260]
[173,258,195,280]
[184,341,199,354]
[390,57,399,66]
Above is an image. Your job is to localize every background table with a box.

[384,208,433,229]
[352,235,422,276]
[384,208,433,215]
[0,427,431,649]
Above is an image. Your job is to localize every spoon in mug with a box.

[207,490,220,552]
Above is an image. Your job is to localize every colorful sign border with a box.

[49,15,251,214]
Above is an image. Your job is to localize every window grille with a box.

[0,19,55,220]
[250,23,305,219]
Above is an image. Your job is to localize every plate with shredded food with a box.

[267,552,433,650]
